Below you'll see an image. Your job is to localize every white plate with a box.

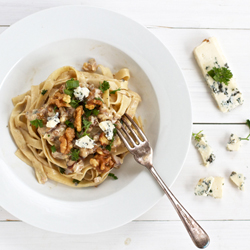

[0,6,192,234]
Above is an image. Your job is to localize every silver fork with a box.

[116,113,210,249]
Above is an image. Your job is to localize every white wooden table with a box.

[1,1,250,249]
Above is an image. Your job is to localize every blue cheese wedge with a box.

[194,177,214,196]
[195,176,224,198]
[46,112,60,128]
[194,37,244,112]
[230,171,245,191]
[75,135,95,149]
[227,134,241,151]
[74,86,90,101]
[99,121,115,140]
[193,133,215,167]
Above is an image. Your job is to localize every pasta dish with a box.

[9,59,141,187]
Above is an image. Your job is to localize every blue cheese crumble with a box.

[74,86,90,101]
[75,135,95,149]
[99,121,115,140]
[227,134,241,151]
[193,132,215,167]
[230,171,245,191]
[46,112,60,128]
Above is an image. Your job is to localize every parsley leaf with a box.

[66,78,79,90]
[207,67,233,85]
[65,120,74,128]
[84,108,92,118]
[192,130,203,142]
[59,167,65,174]
[53,106,58,113]
[30,119,43,128]
[69,148,80,161]
[92,109,100,116]
[108,173,118,180]
[246,119,250,129]
[64,89,73,96]
[73,179,80,185]
[99,81,110,93]
[110,88,121,95]
[51,145,56,153]
[70,99,80,108]
[95,97,104,103]
[41,89,48,95]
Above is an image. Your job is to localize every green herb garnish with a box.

[53,106,58,113]
[207,67,233,86]
[240,120,250,141]
[30,119,43,128]
[51,145,56,153]
[69,148,80,161]
[95,97,104,103]
[66,78,79,90]
[108,173,118,180]
[41,89,48,95]
[192,130,203,142]
[92,109,100,116]
[73,179,80,185]
[99,81,110,93]
[84,108,92,118]
[64,89,73,96]
[59,167,65,174]
[65,120,74,128]
[70,99,80,108]
[110,88,121,95]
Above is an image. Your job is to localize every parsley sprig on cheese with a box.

[207,67,233,86]
[192,130,203,142]
[240,120,250,141]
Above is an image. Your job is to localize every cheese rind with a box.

[227,134,241,151]
[230,171,245,191]
[194,37,244,113]
[193,133,215,167]
[195,176,224,198]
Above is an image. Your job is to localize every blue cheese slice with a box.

[195,176,224,198]
[227,134,241,151]
[75,135,95,149]
[194,37,244,112]
[46,112,60,128]
[99,121,115,140]
[194,177,214,196]
[193,133,215,167]
[230,171,245,191]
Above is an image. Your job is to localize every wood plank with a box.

[0,220,249,250]
[0,0,250,29]
[1,125,250,221]
[149,28,250,123]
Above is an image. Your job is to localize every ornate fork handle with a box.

[149,166,210,249]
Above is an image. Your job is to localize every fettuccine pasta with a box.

[9,59,141,187]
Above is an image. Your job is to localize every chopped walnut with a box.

[82,58,97,72]
[89,153,115,173]
[79,147,96,158]
[59,127,75,154]
[87,88,102,102]
[74,105,84,132]
[85,99,103,110]
[99,132,109,146]
[49,91,71,108]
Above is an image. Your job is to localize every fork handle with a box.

[149,166,210,249]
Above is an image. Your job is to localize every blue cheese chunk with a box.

[46,112,60,128]
[194,177,214,196]
[230,171,245,191]
[193,133,215,167]
[227,134,241,151]
[99,121,115,140]
[75,135,95,149]
[195,176,224,198]
[194,37,244,113]
[74,86,90,101]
